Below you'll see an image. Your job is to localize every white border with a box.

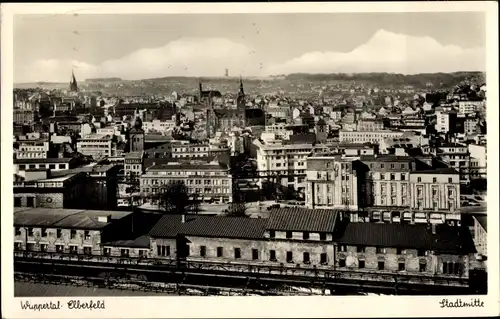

[2,2,499,318]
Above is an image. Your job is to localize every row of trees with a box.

[145,180,248,217]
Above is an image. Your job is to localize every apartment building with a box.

[305,155,359,211]
[409,168,461,225]
[253,133,317,196]
[14,157,77,174]
[171,142,209,158]
[339,130,405,144]
[140,160,233,203]
[124,151,144,180]
[15,139,50,159]
[77,134,116,158]
[458,100,485,116]
[143,119,177,134]
[435,143,470,185]
[356,119,384,131]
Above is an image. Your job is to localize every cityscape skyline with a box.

[15,12,486,83]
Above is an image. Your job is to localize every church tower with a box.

[129,110,145,152]
[237,77,245,110]
[69,69,78,92]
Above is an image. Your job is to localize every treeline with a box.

[285,72,486,87]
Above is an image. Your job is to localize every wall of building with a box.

[14,226,102,255]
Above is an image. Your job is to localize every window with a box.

[14,242,22,251]
[234,248,241,259]
[303,232,309,240]
[448,177,453,183]
[339,245,347,252]
[15,227,21,236]
[157,245,170,256]
[56,244,64,253]
[398,262,405,271]
[269,230,275,238]
[380,174,385,180]
[286,231,293,239]
[390,174,395,180]
[303,252,310,264]
[376,247,386,254]
[401,174,406,181]
[27,228,34,236]
[417,249,426,257]
[121,249,129,257]
[49,164,55,169]
[419,263,427,272]
[83,246,92,255]
[320,233,327,241]
[417,177,422,183]
[70,230,77,239]
[433,177,437,183]
[396,248,406,255]
[83,230,91,240]
[55,229,62,239]
[103,247,111,256]
[339,258,346,267]
[41,228,48,237]
[270,250,276,261]
[26,197,34,207]
[58,164,65,169]
[320,253,327,264]
[357,246,365,253]
[200,246,206,257]
[378,261,385,270]
[14,197,21,207]
[217,247,223,257]
[139,250,146,258]
[286,251,293,263]
[69,245,78,254]
[40,244,48,252]
[252,249,259,260]
[358,260,365,268]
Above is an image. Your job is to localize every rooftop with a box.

[267,207,338,233]
[338,222,476,254]
[14,158,74,164]
[14,208,132,229]
[150,214,267,239]
[147,161,228,171]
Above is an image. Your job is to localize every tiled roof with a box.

[267,208,338,233]
[150,214,267,239]
[413,168,458,175]
[338,223,476,254]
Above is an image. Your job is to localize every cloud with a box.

[15,31,485,82]
[264,29,485,75]
[15,37,259,82]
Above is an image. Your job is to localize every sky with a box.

[14,12,486,83]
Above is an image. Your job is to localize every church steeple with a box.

[238,76,245,97]
[69,69,78,92]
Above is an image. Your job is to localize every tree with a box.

[225,203,248,217]
[158,181,191,214]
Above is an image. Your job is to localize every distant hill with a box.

[85,77,123,82]
[285,72,486,87]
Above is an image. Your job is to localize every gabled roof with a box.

[338,223,476,254]
[267,208,338,233]
[150,214,267,239]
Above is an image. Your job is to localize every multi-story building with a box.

[434,143,470,185]
[468,144,487,180]
[464,117,480,135]
[142,119,177,134]
[409,168,461,225]
[14,207,135,255]
[472,215,487,257]
[253,133,317,196]
[339,130,405,144]
[15,139,50,159]
[305,155,358,211]
[435,108,458,134]
[14,171,87,209]
[14,157,77,174]
[337,222,475,279]
[458,100,485,116]
[13,109,35,125]
[171,142,209,158]
[77,134,116,158]
[356,119,384,131]
[140,159,233,203]
[124,151,144,180]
